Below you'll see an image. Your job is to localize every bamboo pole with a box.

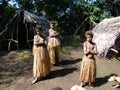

[0,39,18,43]
[110,48,119,53]
[0,28,7,36]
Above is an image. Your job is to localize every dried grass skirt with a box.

[79,56,96,83]
[47,37,61,64]
[33,45,51,78]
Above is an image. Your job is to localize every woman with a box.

[79,31,97,88]
[47,21,61,65]
[32,26,51,84]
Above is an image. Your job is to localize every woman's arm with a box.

[49,29,59,37]
[53,31,59,36]
[34,35,45,46]
[34,35,39,45]
[83,42,90,55]
[89,44,97,55]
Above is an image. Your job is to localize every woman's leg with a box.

[89,82,94,88]
[32,77,39,84]
[80,81,86,87]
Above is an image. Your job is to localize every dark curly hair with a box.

[52,87,62,90]
[35,25,42,32]
[85,30,93,38]
[50,21,55,24]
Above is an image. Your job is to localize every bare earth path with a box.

[0,43,120,90]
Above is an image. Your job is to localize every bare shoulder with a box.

[49,29,51,31]
[92,42,96,45]
[34,35,37,37]
[83,41,87,44]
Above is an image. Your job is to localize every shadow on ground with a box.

[94,73,118,87]
[61,58,82,66]
[42,67,78,81]
[0,51,33,85]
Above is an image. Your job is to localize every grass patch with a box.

[61,47,66,53]
[61,46,72,54]
[16,51,30,60]
[0,71,14,82]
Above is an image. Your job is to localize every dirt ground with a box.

[0,43,120,90]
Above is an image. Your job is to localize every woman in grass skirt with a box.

[32,26,51,84]
[47,21,61,65]
[79,31,97,88]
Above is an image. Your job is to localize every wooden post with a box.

[17,22,19,50]
[74,17,89,36]
[25,23,31,50]
[8,23,15,51]
[8,36,12,51]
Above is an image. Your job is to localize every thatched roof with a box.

[0,10,50,50]
[0,10,49,36]
[23,10,49,31]
[93,16,120,58]
[74,17,97,39]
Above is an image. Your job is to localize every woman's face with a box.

[50,23,54,29]
[36,30,41,35]
[86,35,92,42]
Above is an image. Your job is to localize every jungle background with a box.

[0,0,120,36]
[0,0,120,90]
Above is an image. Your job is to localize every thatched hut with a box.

[93,16,120,59]
[0,10,49,50]
[74,17,97,38]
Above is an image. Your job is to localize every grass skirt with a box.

[33,45,51,78]
[79,56,96,83]
[48,37,60,47]
[47,37,61,64]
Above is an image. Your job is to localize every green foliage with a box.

[0,0,119,35]
[61,47,66,53]
[15,0,34,12]
[62,35,80,46]
[95,0,120,17]
[0,0,15,31]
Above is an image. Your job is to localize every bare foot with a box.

[112,84,120,88]
[89,83,94,88]
[80,82,86,87]
[31,78,38,84]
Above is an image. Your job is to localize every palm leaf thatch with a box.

[93,16,120,59]
[23,10,49,33]
[0,10,49,50]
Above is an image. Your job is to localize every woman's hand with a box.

[87,54,93,59]
[88,47,95,53]
[54,31,59,36]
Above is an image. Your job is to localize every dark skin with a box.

[80,34,96,87]
[85,35,96,59]
[35,29,45,47]
[32,29,46,84]
[50,23,59,37]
